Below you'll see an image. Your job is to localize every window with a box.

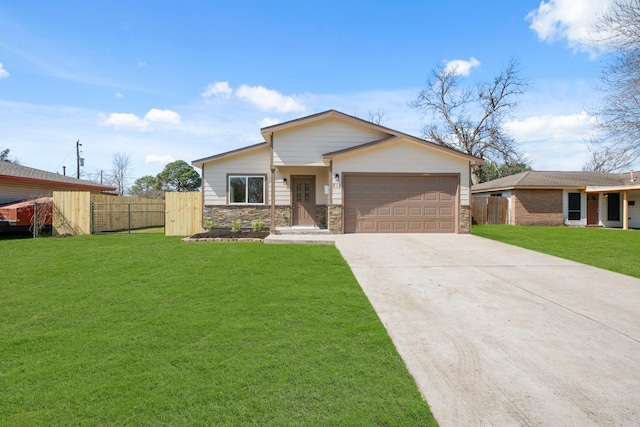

[568,192,581,220]
[607,193,620,221]
[229,176,265,204]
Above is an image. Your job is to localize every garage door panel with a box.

[344,175,458,233]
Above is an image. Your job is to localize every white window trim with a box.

[228,175,266,205]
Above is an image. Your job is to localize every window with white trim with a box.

[568,192,581,220]
[229,176,265,204]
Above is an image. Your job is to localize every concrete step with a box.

[274,227,331,235]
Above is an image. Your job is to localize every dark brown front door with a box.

[292,176,315,226]
[587,194,599,225]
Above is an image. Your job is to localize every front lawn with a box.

[0,235,436,426]
[473,225,640,279]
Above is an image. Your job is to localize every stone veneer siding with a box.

[204,205,290,230]
[328,205,343,234]
[512,189,563,226]
[314,205,328,228]
[459,205,471,234]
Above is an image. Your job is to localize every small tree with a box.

[156,160,201,192]
[130,175,164,199]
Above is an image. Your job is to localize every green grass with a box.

[0,235,436,426]
[473,225,640,278]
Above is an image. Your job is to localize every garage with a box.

[343,174,458,233]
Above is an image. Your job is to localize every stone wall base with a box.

[459,205,471,234]
[204,205,288,230]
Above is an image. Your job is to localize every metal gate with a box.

[91,200,165,234]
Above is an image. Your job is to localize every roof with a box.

[0,161,116,191]
[191,142,267,166]
[472,170,640,192]
[194,109,482,166]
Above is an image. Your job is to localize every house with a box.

[192,110,483,234]
[471,170,640,229]
[0,161,116,205]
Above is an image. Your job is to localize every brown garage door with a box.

[343,174,458,233]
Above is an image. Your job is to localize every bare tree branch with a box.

[411,58,529,183]
[588,0,640,171]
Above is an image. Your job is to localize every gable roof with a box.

[261,109,483,165]
[321,134,483,164]
[0,161,116,191]
[191,142,267,166]
[472,170,638,192]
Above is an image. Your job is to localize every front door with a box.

[587,194,599,225]
[292,176,315,226]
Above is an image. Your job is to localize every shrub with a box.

[231,220,242,233]
[204,220,215,232]
[251,220,266,232]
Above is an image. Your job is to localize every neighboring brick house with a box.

[472,171,640,229]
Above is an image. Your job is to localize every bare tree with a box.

[367,109,388,126]
[411,58,529,183]
[587,0,640,171]
[111,152,132,196]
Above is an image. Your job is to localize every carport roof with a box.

[0,161,116,191]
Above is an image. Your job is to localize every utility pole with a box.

[76,140,82,179]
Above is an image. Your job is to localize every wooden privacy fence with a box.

[91,195,165,233]
[165,192,202,236]
[53,191,203,236]
[471,195,509,225]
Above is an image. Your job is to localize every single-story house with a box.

[0,161,116,204]
[472,170,640,229]
[192,110,483,234]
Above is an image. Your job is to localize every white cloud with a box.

[505,111,598,170]
[137,59,147,67]
[526,0,613,54]
[99,108,181,130]
[236,84,306,113]
[259,117,280,128]
[444,57,480,76]
[144,108,181,124]
[99,112,149,130]
[115,93,124,99]
[202,81,233,99]
[505,111,596,142]
[0,63,9,79]
[145,154,175,165]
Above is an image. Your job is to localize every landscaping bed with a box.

[185,230,270,241]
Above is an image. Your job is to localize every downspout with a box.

[270,133,276,233]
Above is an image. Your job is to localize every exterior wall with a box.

[274,166,330,205]
[328,205,343,234]
[204,205,290,229]
[460,205,471,233]
[200,146,271,205]
[562,190,586,226]
[628,191,640,229]
[273,119,389,166]
[332,139,471,206]
[513,189,563,226]
[314,205,327,228]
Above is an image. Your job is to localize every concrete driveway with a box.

[333,233,640,426]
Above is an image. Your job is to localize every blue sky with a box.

[0,0,622,183]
